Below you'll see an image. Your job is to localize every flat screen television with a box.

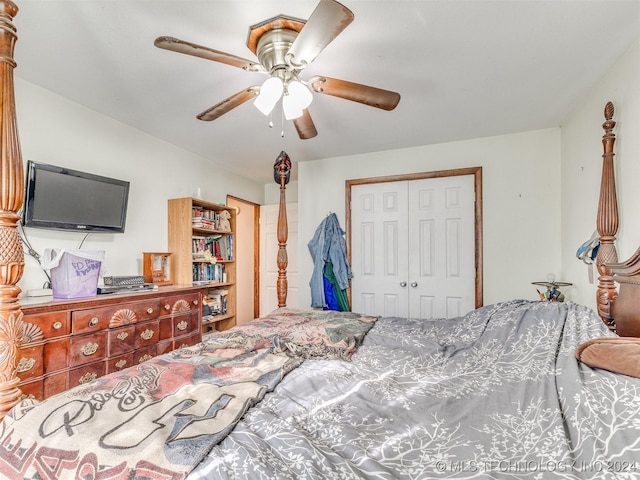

[22,160,130,233]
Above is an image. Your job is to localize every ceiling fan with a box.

[154,0,401,140]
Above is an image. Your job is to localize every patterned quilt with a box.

[190,300,640,479]
[0,308,377,480]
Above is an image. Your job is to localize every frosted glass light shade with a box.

[283,81,313,120]
[254,77,284,115]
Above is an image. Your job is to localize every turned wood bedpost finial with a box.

[0,0,26,421]
[273,151,291,308]
[595,101,618,328]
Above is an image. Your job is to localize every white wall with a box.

[296,128,562,309]
[561,40,640,310]
[15,78,265,295]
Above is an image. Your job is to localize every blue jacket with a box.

[308,213,353,308]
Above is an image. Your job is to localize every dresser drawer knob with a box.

[139,354,153,363]
[52,321,62,330]
[147,307,154,314]
[140,329,154,340]
[81,342,99,356]
[115,359,127,369]
[165,304,170,311]
[89,317,99,328]
[117,331,129,341]
[79,372,97,384]
[177,320,188,331]
[193,300,199,306]
[17,357,36,373]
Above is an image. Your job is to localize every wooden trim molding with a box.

[0,0,25,421]
[345,167,484,311]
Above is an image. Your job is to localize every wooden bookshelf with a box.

[168,197,236,333]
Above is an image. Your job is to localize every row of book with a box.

[202,288,228,317]
[192,235,233,261]
[192,262,226,285]
[192,206,230,231]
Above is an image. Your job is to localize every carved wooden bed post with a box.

[0,0,25,421]
[595,101,619,330]
[273,151,291,308]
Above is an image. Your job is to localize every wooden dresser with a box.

[16,285,205,401]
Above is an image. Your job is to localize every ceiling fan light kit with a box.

[154,0,401,139]
[282,81,313,120]
[254,77,284,116]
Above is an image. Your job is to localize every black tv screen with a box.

[23,161,130,233]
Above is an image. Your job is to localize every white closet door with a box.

[351,181,410,317]
[408,175,476,319]
[351,175,476,319]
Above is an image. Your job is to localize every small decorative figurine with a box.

[218,209,232,232]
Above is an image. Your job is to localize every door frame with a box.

[346,167,483,310]
[227,195,261,320]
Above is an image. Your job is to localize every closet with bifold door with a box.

[349,168,482,319]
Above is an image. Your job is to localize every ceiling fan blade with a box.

[286,0,354,67]
[197,87,260,121]
[309,76,400,111]
[154,36,264,72]
[292,109,318,139]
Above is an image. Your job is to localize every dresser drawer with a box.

[44,337,70,374]
[72,299,160,334]
[18,378,43,401]
[108,325,136,356]
[174,331,201,350]
[44,371,68,398]
[107,353,134,373]
[69,361,106,388]
[173,311,199,337]
[135,320,160,349]
[22,311,69,342]
[157,339,174,357]
[134,345,157,365]
[161,293,200,317]
[16,343,44,380]
[159,317,173,341]
[70,332,107,367]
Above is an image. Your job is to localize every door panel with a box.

[409,175,475,318]
[352,181,409,317]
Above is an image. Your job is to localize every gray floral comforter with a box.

[190,300,640,479]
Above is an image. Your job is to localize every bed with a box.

[1,3,640,479]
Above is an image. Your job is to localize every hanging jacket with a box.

[308,213,353,308]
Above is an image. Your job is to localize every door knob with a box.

[411,282,418,288]
[400,282,407,287]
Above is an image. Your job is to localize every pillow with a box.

[576,337,640,378]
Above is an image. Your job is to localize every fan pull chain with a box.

[280,102,285,137]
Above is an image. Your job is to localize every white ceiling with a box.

[12,1,640,184]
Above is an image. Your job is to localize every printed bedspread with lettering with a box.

[0,308,377,479]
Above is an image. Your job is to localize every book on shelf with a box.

[191,262,226,284]
[191,205,230,231]
[191,235,233,262]
[205,288,229,315]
